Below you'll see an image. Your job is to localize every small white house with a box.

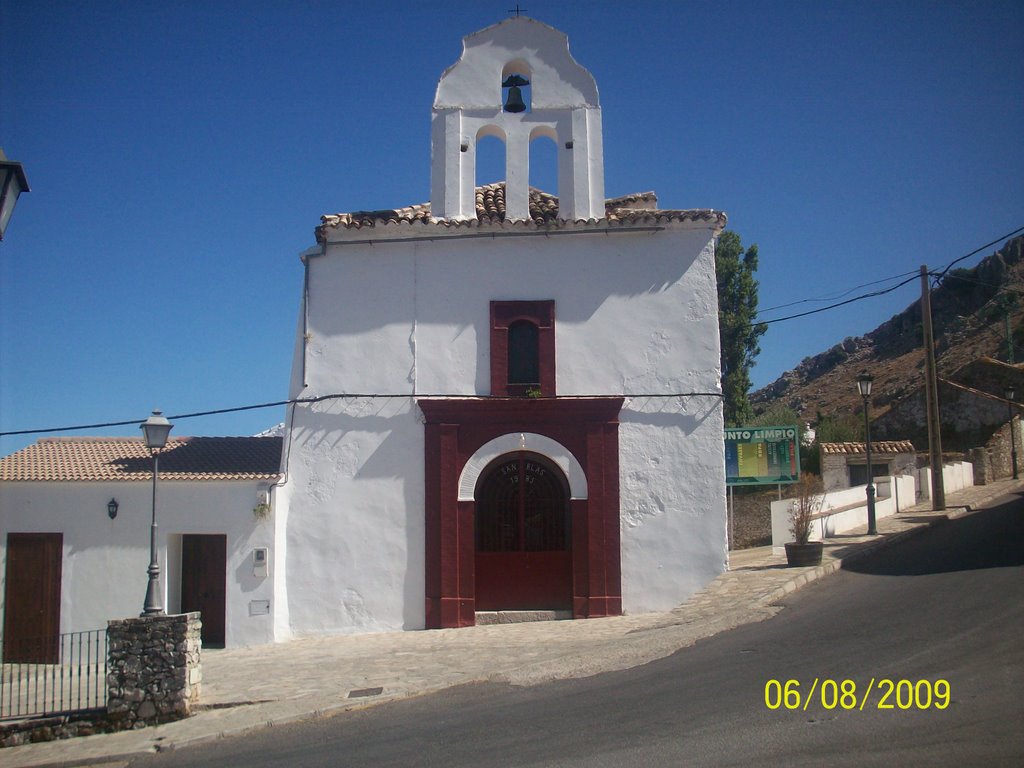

[0,437,282,653]
[819,441,917,492]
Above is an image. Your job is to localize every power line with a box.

[0,392,724,439]
[756,226,1024,327]
[756,273,920,326]
[0,399,296,438]
[931,225,1024,283]
[758,269,919,314]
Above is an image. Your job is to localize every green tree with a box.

[749,403,800,430]
[717,230,767,426]
[813,411,863,443]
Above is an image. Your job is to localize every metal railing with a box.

[0,629,108,720]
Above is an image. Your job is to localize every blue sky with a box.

[1,0,1022,455]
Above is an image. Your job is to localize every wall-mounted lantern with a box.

[107,498,119,520]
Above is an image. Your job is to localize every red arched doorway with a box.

[474,452,572,611]
[419,396,623,629]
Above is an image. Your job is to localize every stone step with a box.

[475,610,573,625]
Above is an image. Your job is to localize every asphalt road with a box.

[129,496,1024,768]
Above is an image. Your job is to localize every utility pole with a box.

[921,265,946,510]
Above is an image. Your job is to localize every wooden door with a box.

[475,454,572,611]
[3,533,63,663]
[181,534,227,647]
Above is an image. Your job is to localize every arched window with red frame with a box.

[490,300,555,396]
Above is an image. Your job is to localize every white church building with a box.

[0,17,728,648]
[274,16,728,634]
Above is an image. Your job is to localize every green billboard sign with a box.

[725,425,800,486]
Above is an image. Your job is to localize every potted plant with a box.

[785,473,825,566]
[252,501,271,521]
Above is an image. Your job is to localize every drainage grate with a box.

[347,687,383,699]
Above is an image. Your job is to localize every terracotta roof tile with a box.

[0,437,283,482]
[819,441,916,456]
[317,183,726,241]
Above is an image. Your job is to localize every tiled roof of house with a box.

[0,437,283,482]
[819,441,917,456]
[317,184,726,241]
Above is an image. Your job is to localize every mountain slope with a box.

[750,236,1024,425]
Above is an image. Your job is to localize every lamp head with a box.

[140,408,173,451]
[856,372,874,398]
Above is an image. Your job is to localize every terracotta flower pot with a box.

[785,541,824,567]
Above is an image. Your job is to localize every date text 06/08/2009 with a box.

[764,679,951,711]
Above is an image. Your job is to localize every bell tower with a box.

[430,17,605,222]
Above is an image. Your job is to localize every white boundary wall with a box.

[918,461,975,500]
[770,473,919,555]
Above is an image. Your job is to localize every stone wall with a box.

[0,710,116,748]
[971,418,1021,485]
[106,613,202,728]
[970,446,993,485]
[873,380,1016,451]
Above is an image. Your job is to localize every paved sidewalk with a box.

[7,478,1022,767]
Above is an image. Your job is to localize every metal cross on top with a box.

[508,4,527,16]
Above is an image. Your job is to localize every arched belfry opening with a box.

[501,59,532,114]
[431,16,605,222]
[475,125,507,189]
[501,74,530,113]
[529,125,558,206]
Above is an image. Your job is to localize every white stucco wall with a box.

[275,400,425,635]
[280,221,726,634]
[0,479,278,647]
[434,18,599,109]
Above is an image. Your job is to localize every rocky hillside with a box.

[751,236,1024,425]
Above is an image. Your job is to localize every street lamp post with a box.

[856,372,878,535]
[1005,386,1018,481]
[140,409,173,616]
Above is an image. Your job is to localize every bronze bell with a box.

[502,74,529,113]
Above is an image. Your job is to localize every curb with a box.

[9,683,474,767]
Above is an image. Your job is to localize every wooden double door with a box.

[474,453,572,611]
